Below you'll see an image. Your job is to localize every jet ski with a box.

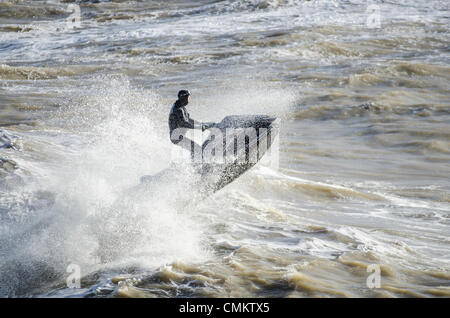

[199,115,280,193]
[140,115,280,199]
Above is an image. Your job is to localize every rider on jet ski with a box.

[169,90,215,159]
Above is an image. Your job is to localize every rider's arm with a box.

[187,116,203,130]
[175,108,215,130]
[174,108,200,129]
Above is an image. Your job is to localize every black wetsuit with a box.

[169,100,202,137]
[169,99,212,159]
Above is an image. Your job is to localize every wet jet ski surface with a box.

[140,115,280,199]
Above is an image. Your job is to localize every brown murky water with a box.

[0,0,449,297]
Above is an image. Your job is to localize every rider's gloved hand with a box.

[202,122,215,131]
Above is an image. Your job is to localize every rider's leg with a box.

[173,137,202,162]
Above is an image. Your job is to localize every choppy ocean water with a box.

[0,0,449,297]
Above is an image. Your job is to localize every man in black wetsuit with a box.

[169,90,215,160]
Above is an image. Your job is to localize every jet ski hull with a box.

[198,115,280,194]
